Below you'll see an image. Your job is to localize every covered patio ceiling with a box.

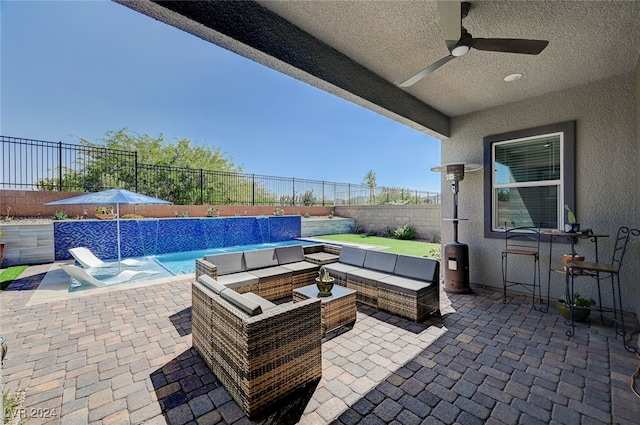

[117,1,640,139]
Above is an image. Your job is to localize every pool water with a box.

[154,240,317,275]
[68,239,318,292]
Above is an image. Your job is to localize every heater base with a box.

[443,242,472,294]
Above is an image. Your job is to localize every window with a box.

[483,121,575,238]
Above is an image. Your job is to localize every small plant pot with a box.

[561,254,585,275]
[564,223,581,233]
[556,299,591,322]
[315,277,335,297]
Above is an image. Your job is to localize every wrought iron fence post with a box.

[134,151,139,193]
[58,141,62,191]
[252,174,255,206]
[200,168,204,205]
[322,181,325,206]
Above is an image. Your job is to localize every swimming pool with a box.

[68,239,319,292]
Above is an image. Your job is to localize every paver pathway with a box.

[1,264,639,424]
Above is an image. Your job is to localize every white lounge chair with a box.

[69,247,145,268]
[60,264,157,288]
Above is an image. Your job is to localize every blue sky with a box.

[1,0,442,192]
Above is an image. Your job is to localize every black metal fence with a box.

[1,135,440,206]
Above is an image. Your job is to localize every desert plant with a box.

[317,266,334,283]
[121,214,144,219]
[328,211,334,219]
[3,385,27,425]
[95,206,114,214]
[300,190,317,206]
[366,230,377,237]
[206,207,219,217]
[273,208,285,216]
[354,225,365,234]
[303,212,311,218]
[394,224,418,240]
[53,210,68,220]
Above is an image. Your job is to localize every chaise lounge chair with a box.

[69,247,145,268]
[60,264,157,288]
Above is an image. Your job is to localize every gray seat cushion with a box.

[363,250,398,273]
[378,275,433,295]
[338,246,367,267]
[304,252,339,263]
[220,289,263,316]
[244,248,278,270]
[280,261,319,273]
[248,265,292,279]
[204,252,245,276]
[346,268,391,286]
[275,245,305,265]
[216,272,259,289]
[243,292,278,311]
[322,262,362,279]
[198,275,226,294]
[393,255,439,283]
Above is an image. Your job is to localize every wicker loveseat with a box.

[195,245,326,301]
[192,275,322,417]
[322,246,440,321]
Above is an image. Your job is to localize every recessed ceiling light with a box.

[504,73,523,82]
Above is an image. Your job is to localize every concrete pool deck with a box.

[1,264,639,424]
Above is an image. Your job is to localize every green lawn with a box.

[312,234,441,258]
[0,265,28,293]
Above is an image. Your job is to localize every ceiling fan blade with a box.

[399,55,455,87]
[437,0,461,51]
[466,38,549,55]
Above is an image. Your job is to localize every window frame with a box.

[483,121,576,239]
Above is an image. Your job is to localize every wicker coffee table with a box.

[293,284,357,338]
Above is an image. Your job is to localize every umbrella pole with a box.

[116,203,122,271]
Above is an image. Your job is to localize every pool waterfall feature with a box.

[53,216,301,261]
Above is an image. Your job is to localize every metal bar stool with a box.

[501,223,542,309]
[565,227,638,353]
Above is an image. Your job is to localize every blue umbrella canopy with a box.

[46,189,172,267]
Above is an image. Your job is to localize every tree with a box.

[36,128,254,204]
[363,170,377,205]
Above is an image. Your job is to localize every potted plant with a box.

[315,266,335,297]
[95,206,116,220]
[556,292,596,322]
[563,204,580,233]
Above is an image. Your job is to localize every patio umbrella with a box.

[46,189,172,269]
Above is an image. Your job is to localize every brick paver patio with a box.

[1,263,639,424]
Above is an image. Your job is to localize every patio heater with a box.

[431,163,482,294]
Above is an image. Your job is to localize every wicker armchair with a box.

[192,280,322,417]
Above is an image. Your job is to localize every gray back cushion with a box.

[363,250,398,273]
[394,255,439,282]
[244,248,278,270]
[198,275,226,294]
[339,246,367,267]
[275,245,304,265]
[220,289,263,316]
[204,252,245,276]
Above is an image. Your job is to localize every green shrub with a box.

[381,227,394,238]
[366,230,377,237]
[53,210,68,220]
[300,190,317,206]
[394,224,418,240]
[122,214,144,219]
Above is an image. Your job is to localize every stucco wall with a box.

[444,74,638,312]
[335,205,441,241]
[635,57,640,324]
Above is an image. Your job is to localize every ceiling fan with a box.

[399,1,549,87]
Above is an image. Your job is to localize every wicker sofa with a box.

[322,246,440,321]
[195,245,327,301]
[192,275,322,417]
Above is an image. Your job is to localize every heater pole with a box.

[452,181,459,243]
